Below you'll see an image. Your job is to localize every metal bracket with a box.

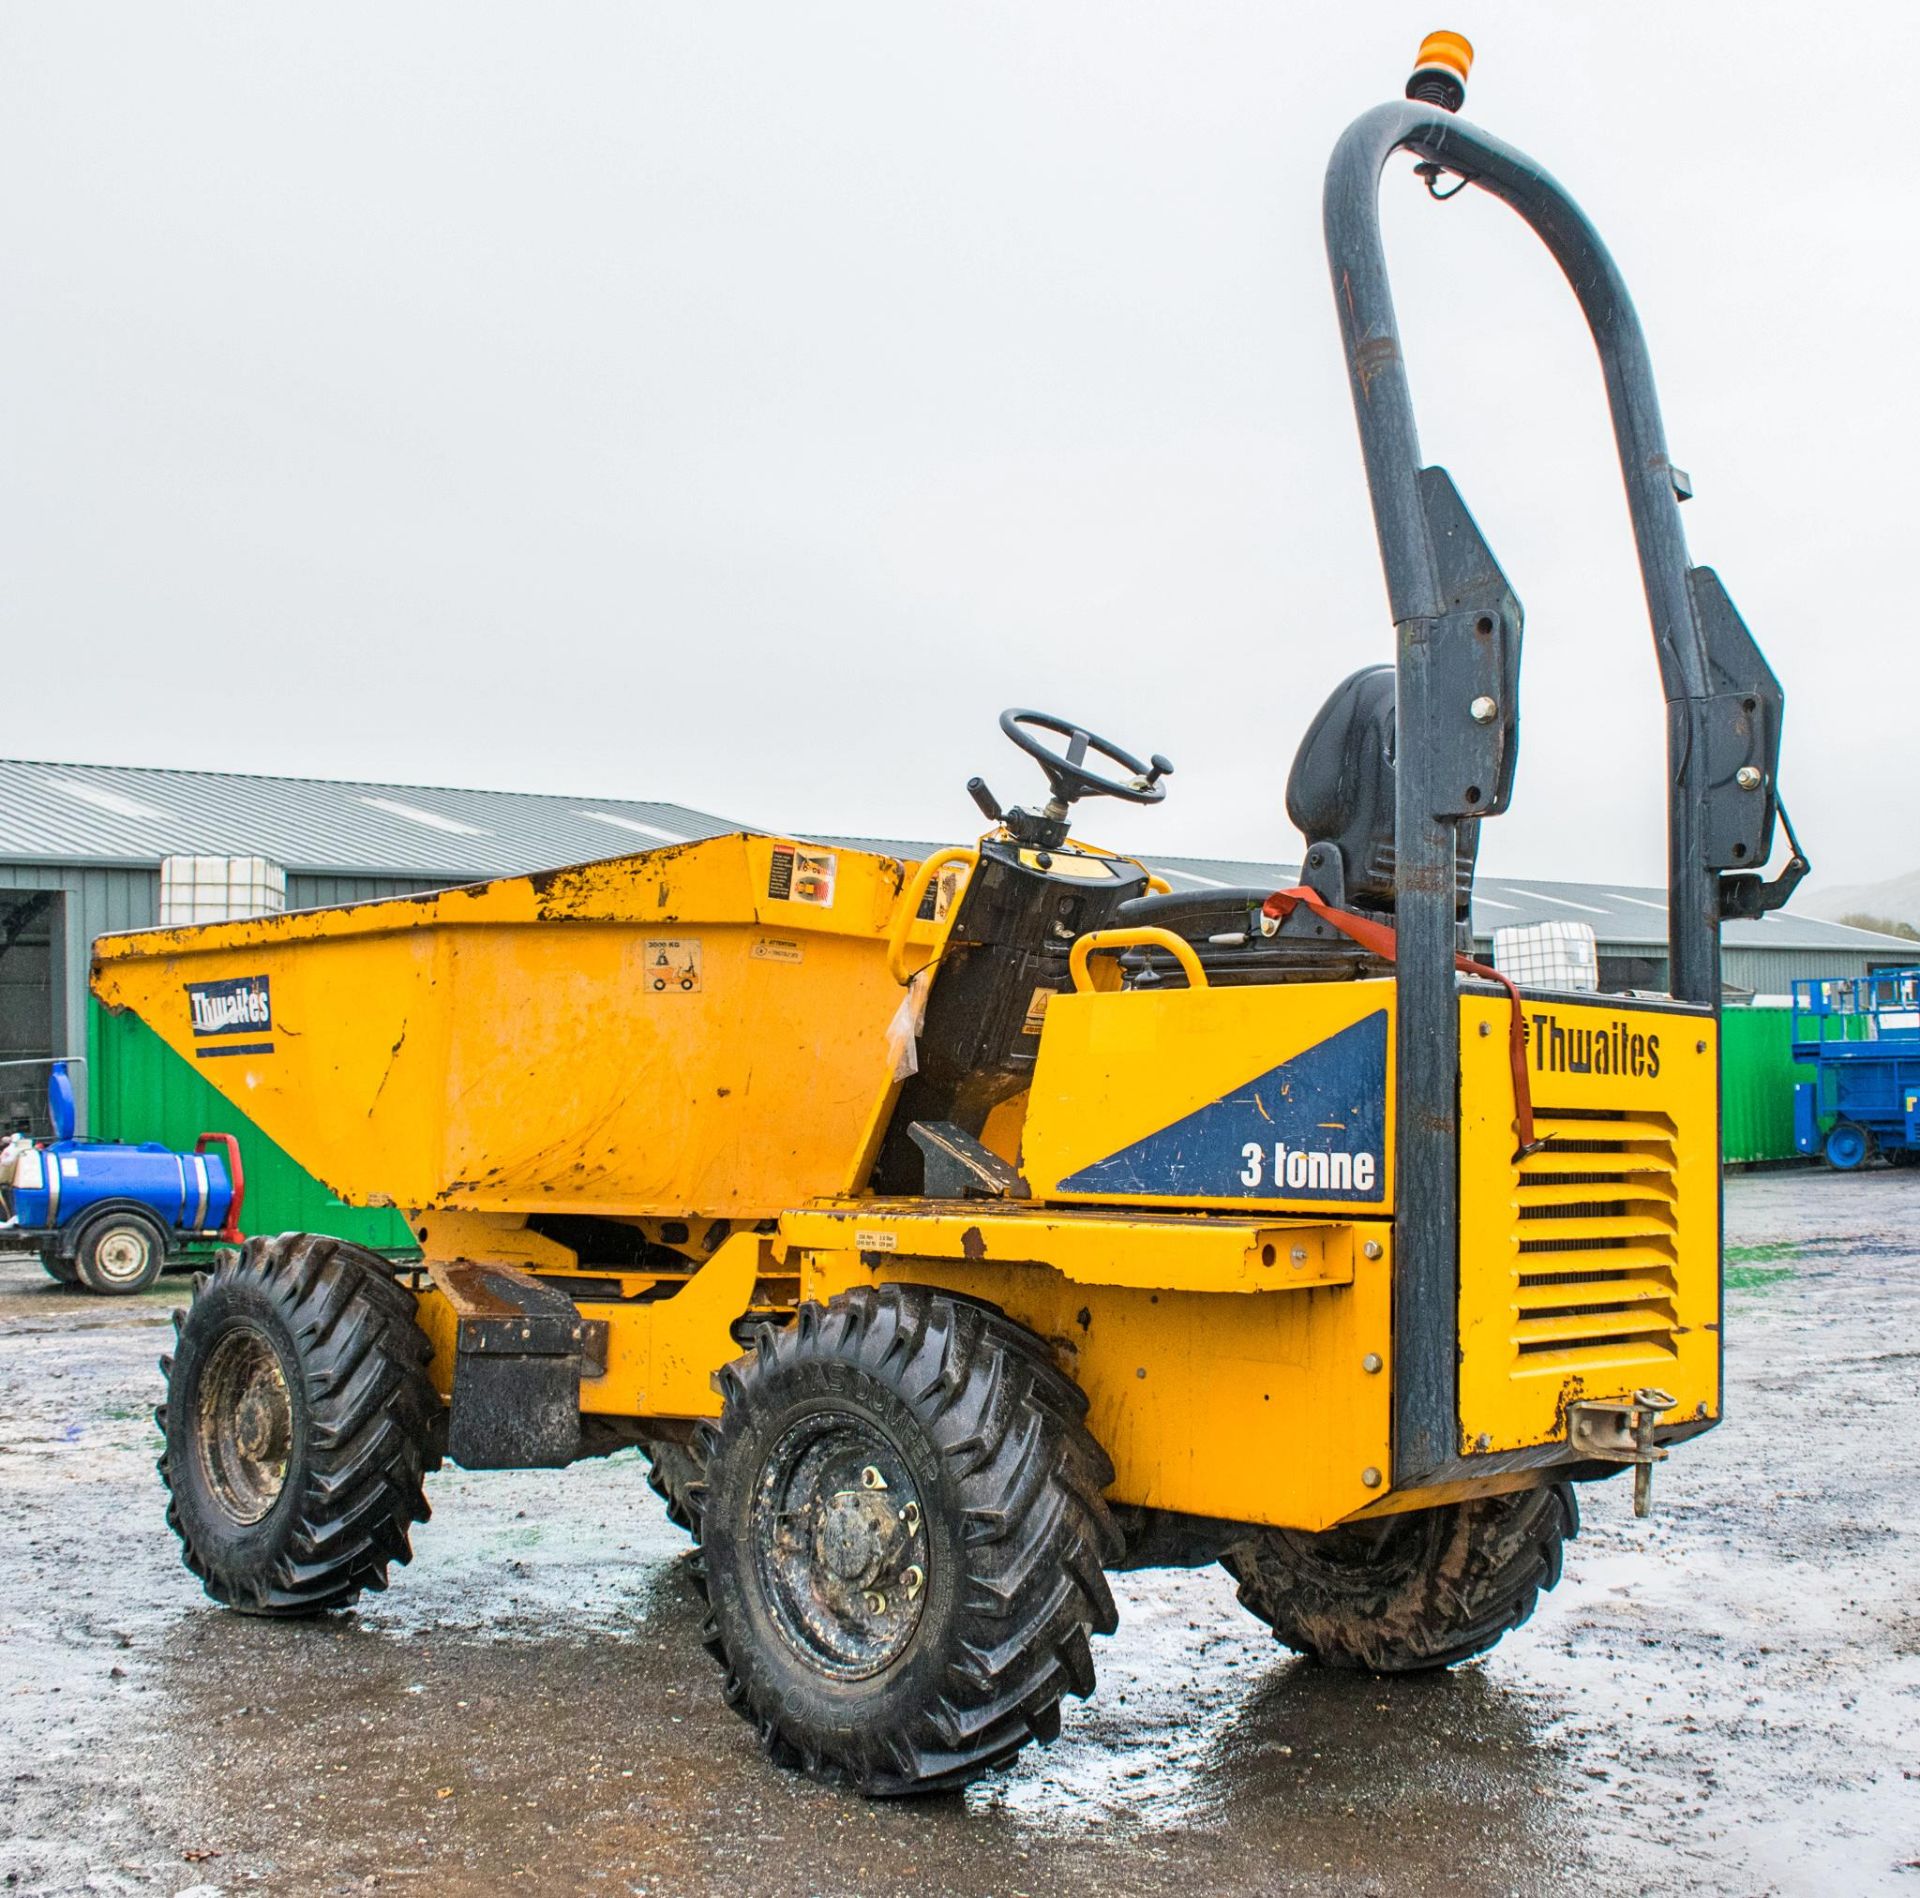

[1689,567,1784,872]
[1567,1387,1677,1517]
[433,1260,607,1469]
[1418,467,1523,821]
[1718,796,1810,922]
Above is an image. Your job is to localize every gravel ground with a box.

[0,1167,1914,1895]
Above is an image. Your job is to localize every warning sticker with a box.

[751,937,804,965]
[768,844,837,907]
[645,938,703,994]
[1021,987,1056,1035]
[854,1229,898,1252]
[914,860,969,923]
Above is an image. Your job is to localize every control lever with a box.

[967,778,1004,826]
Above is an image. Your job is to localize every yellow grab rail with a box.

[1067,927,1209,994]
[886,847,979,986]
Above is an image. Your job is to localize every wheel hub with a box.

[753,1421,928,1678]
[196,1327,294,1525]
[814,1487,901,1584]
[95,1229,150,1284]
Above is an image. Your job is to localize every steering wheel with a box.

[999,709,1172,807]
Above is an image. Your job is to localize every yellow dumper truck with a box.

[100,37,1803,1794]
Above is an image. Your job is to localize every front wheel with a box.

[75,1211,168,1294]
[1221,1483,1578,1673]
[1824,1122,1873,1170]
[690,1286,1119,1795]
[158,1233,441,1614]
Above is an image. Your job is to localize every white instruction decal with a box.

[768,844,836,907]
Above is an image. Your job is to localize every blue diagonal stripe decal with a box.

[1061,1009,1387,1201]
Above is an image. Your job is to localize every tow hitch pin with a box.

[1567,1387,1676,1518]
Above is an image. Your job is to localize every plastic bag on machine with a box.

[885,970,932,1082]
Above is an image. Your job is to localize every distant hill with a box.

[1801,866,1920,937]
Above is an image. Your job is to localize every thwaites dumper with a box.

[104,38,1806,1795]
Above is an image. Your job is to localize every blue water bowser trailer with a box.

[1792,968,1920,1170]
[0,1062,246,1293]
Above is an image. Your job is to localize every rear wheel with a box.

[643,1437,700,1536]
[75,1210,168,1295]
[37,1250,79,1285]
[158,1233,440,1614]
[690,1285,1119,1795]
[1824,1122,1872,1170]
[1221,1483,1578,1673]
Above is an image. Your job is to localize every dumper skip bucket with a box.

[92,835,944,1221]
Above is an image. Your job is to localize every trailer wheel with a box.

[74,1210,168,1295]
[158,1233,440,1615]
[1823,1122,1872,1170]
[690,1285,1119,1795]
[1221,1483,1577,1673]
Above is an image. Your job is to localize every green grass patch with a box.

[1726,1241,1800,1264]
[1725,1263,1794,1290]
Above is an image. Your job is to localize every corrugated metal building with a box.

[0,757,740,1134]
[834,838,1913,1000]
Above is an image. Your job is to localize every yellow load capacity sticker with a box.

[645,939,702,993]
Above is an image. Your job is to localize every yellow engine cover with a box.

[1019,975,1720,1458]
[1023,978,1397,1218]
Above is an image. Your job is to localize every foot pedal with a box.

[436,1262,607,1470]
[907,1121,1028,1200]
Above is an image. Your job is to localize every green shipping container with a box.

[87,999,418,1253]
[1720,1005,1805,1164]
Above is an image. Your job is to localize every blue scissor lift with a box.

[1792,966,1920,1169]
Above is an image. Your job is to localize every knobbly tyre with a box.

[101,34,1806,1795]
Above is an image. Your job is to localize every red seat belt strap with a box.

[1258,885,1540,1159]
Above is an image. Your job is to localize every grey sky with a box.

[3,5,1910,890]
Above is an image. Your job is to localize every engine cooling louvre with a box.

[1509,1107,1682,1371]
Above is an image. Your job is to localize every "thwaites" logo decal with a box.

[186,975,274,1058]
[1530,1010,1661,1079]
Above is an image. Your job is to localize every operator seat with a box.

[1112,664,1478,985]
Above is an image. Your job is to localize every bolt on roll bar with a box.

[1324,75,1801,1482]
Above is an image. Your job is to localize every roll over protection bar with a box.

[1323,99,1803,1481]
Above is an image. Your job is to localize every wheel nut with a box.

[860,1465,887,1490]
[901,1564,924,1601]
[864,1590,888,1615]
[901,1501,921,1535]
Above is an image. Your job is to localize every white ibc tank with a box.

[159,856,287,926]
[1491,919,1599,992]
